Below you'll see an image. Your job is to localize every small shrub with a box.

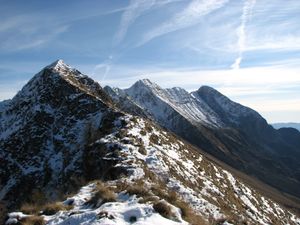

[20,215,45,225]
[153,201,173,219]
[42,202,73,215]
[88,182,116,207]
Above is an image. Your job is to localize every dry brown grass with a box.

[42,202,73,215]
[20,215,45,225]
[20,201,72,216]
[126,184,150,198]
[151,186,207,225]
[153,201,174,219]
[174,201,207,225]
[87,181,116,207]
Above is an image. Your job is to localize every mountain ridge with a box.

[106,78,300,202]
[272,122,300,131]
[1,60,300,225]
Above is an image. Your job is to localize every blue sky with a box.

[0,0,300,123]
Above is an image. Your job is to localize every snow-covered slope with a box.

[192,86,262,126]
[5,115,300,225]
[103,86,148,118]
[124,79,221,128]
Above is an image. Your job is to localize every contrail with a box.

[139,0,229,46]
[231,0,256,70]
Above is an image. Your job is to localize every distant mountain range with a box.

[1,60,300,225]
[272,123,300,131]
[106,78,300,202]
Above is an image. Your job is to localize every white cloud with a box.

[93,60,113,84]
[138,0,229,46]
[231,0,256,69]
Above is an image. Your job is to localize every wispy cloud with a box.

[0,13,69,52]
[231,0,256,69]
[138,0,229,46]
[114,0,184,45]
[114,0,156,45]
[245,35,300,52]
[92,55,114,83]
[1,26,68,51]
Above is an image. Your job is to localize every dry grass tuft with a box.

[126,184,150,198]
[151,186,207,225]
[153,201,174,219]
[87,181,116,207]
[20,201,73,216]
[42,202,73,215]
[175,201,207,225]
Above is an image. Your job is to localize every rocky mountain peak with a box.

[45,59,68,71]
[193,85,261,123]
[197,85,219,93]
[129,79,162,92]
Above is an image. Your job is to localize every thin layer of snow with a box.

[45,182,188,225]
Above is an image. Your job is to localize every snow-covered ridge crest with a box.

[46,59,70,71]
[45,59,84,80]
